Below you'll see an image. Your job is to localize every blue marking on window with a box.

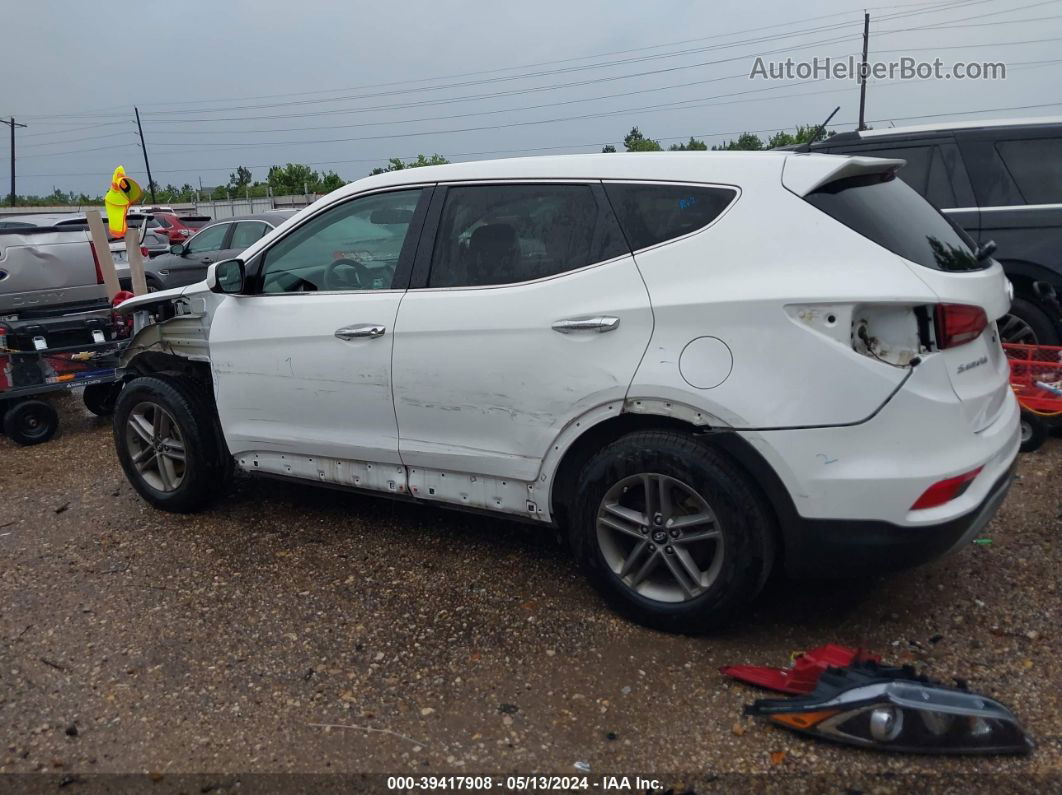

[678,196,698,209]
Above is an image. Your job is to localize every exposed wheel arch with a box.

[547,413,795,570]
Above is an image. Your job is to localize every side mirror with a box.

[169,243,185,255]
[207,259,245,294]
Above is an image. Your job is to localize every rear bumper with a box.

[783,459,1016,577]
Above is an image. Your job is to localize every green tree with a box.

[766,124,837,149]
[319,171,345,192]
[370,153,449,176]
[227,165,252,192]
[601,144,617,153]
[622,127,662,152]
[711,132,765,151]
[668,137,708,151]
[267,163,320,195]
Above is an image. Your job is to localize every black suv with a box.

[809,118,1062,344]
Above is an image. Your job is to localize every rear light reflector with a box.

[89,241,104,285]
[911,466,983,510]
[935,304,987,349]
[140,246,149,257]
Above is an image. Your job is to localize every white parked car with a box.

[112,152,1019,631]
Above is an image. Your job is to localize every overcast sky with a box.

[3,0,1061,196]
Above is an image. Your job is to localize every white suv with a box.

[112,152,1019,632]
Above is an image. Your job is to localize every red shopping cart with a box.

[1003,342,1062,453]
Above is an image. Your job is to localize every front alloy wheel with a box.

[113,374,228,512]
[596,473,725,603]
[125,401,186,492]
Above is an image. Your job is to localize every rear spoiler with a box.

[781,154,906,197]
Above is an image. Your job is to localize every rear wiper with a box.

[975,239,997,261]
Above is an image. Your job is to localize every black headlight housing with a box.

[746,663,1034,755]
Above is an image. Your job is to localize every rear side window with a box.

[230,221,269,249]
[428,184,627,288]
[995,138,1062,204]
[806,172,984,271]
[603,183,736,251]
[868,147,932,196]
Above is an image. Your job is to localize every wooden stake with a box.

[85,209,120,299]
[124,228,147,296]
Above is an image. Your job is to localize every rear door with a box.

[957,128,1062,282]
[390,181,653,508]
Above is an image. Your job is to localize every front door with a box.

[209,187,429,468]
[391,182,653,489]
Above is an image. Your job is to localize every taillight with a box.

[911,466,983,510]
[934,304,987,349]
[89,241,105,285]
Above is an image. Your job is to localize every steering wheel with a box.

[323,257,371,290]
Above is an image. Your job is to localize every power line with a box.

[19,99,1062,181]
[128,0,984,111]
[126,0,990,120]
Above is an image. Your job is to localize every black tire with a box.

[1000,297,1060,345]
[569,430,775,633]
[3,400,59,446]
[113,374,228,512]
[1020,411,1048,453]
[83,382,120,416]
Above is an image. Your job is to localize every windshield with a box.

[805,171,984,271]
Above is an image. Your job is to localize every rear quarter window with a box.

[602,183,736,251]
[805,171,984,271]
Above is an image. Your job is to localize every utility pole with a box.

[858,12,870,131]
[134,106,157,204]
[1,117,27,207]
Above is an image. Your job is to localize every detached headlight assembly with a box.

[746,665,1034,755]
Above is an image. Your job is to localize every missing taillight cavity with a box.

[911,466,983,511]
[934,304,988,350]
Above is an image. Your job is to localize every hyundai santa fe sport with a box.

[111,152,1019,632]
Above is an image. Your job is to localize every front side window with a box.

[428,184,624,288]
[806,171,984,272]
[996,138,1062,204]
[186,223,229,254]
[260,189,423,293]
[230,221,269,250]
[603,183,737,251]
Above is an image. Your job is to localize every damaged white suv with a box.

[113,152,1019,631]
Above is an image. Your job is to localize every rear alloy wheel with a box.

[596,473,725,603]
[999,297,1059,345]
[571,430,775,633]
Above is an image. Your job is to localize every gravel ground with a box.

[0,394,1059,791]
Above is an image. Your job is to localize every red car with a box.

[151,213,211,244]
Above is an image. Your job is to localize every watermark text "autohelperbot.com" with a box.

[750,55,1006,81]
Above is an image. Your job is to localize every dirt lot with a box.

[0,394,1059,791]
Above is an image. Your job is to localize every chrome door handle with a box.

[551,316,620,334]
[335,324,386,340]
